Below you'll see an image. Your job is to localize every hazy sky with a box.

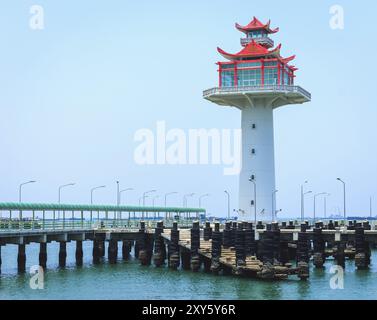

[0,0,376,218]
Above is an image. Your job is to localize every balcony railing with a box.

[241,37,274,47]
[203,85,311,101]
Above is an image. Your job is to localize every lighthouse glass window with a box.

[238,69,261,86]
[264,68,278,85]
[221,70,234,87]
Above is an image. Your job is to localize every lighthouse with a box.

[203,17,311,221]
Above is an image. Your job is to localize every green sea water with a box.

[0,242,376,300]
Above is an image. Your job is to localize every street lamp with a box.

[183,193,195,208]
[302,190,312,221]
[164,192,178,207]
[91,185,106,205]
[152,195,159,207]
[249,176,257,224]
[58,183,75,220]
[19,180,36,203]
[337,178,346,221]
[18,180,36,221]
[164,192,178,220]
[272,190,278,222]
[138,196,147,206]
[324,193,330,219]
[300,180,308,221]
[143,190,156,206]
[119,188,134,205]
[199,194,210,208]
[59,183,75,204]
[116,181,120,205]
[370,196,373,218]
[314,192,327,221]
[224,191,230,220]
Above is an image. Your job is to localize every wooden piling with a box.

[355,224,368,269]
[17,244,26,273]
[222,222,232,249]
[153,221,165,267]
[138,221,151,266]
[203,222,212,241]
[313,222,325,268]
[327,220,335,230]
[98,241,105,257]
[235,223,246,267]
[202,256,211,273]
[259,224,273,265]
[335,240,346,267]
[296,224,309,280]
[181,248,191,270]
[39,243,47,269]
[59,242,67,268]
[271,222,280,264]
[190,221,201,272]
[75,240,83,266]
[168,222,180,270]
[210,222,222,274]
[256,221,265,261]
[122,240,132,260]
[108,239,118,264]
[231,222,238,247]
[134,240,140,259]
[287,221,295,229]
[92,240,100,264]
[244,223,255,257]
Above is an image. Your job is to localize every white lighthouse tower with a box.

[203,17,311,221]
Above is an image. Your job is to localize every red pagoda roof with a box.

[217,40,293,61]
[235,17,279,34]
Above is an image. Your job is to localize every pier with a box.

[0,203,376,280]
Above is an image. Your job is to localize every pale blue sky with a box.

[0,0,376,218]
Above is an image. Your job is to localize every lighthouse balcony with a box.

[203,85,311,109]
[241,36,274,48]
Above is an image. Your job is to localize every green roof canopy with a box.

[0,202,206,213]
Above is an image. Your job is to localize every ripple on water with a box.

[0,243,376,300]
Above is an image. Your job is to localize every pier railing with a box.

[203,85,312,101]
[0,202,205,232]
[0,218,196,232]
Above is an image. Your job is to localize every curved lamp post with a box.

[337,178,346,221]
[300,180,308,221]
[120,188,134,205]
[164,192,178,207]
[164,192,178,220]
[91,185,106,205]
[58,183,75,220]
[152,195,159,207]
[323,193,331,219]
[302,190,312,221]
[314,192,327,221]
[18,180,36,221]
[142,190,156,220]
[199,194,210,208]
[224,190,230,220]
[19,180,36,203]
[183,193,195,208]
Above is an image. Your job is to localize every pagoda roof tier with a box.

[235,17,279,34]
[217,40,295,64]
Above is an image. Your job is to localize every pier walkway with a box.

[0,203,376,281]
